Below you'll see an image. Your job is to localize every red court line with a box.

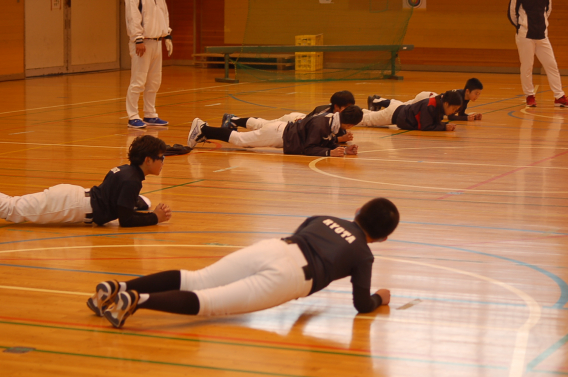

[0,256,223,261]
[437,150,568,200]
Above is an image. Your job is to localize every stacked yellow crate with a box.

[295,34,323,72]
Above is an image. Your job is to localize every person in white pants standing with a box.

[508,0,567,108]
[125,0,173,128]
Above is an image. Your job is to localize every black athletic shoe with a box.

[221,113,237,130]
[367,95,382,111]
[104,290,139,328]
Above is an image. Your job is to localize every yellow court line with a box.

[520,107,566,120]
[308,157,568,194]
[0,244,242,255]
[0,142,124,149]
[374,256,541,377]
[0,285,90,296]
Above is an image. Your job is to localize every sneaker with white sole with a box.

[104,290,139,328]
[221,113,236,129]
[128,119,147,128]
[187,118,207,148]
[143,117,169,126]
[86,280,119,317]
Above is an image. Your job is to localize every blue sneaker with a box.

[221,113,236,129]
[143,117,169,126]
[128,119,147,128]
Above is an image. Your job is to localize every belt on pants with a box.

[282,238,312,281]
[145,37,163,41]
[84,191,93,223]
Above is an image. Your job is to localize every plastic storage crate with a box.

[295,34,323,72]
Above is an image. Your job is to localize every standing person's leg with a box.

[534,38,566,100]
[228,121,286,148]
[126,41,152,122]
[143,40,162,120]
[0,184,91,224]
[515,34,537,97]
[358,100,404,127]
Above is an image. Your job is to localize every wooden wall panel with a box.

[0,0,25,79]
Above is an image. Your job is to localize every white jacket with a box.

[125,0,172,43]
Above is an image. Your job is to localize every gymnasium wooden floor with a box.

[0,66,567,377]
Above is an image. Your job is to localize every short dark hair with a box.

[128,135,167,166]
[330,91,355,108]
[440,90,463,107]
[465,78,483,92]
[339,105,363,125]
[355,198,399,240]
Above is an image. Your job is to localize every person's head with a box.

[330,90,355,113]
[464,78,483,102]
[339,105,363,129]
[354,198,399,242]
[128,135,167,175]
[439,90,463,116]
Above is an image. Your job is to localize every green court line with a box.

[379,130,410,138]
[531,370,568,375]
[0,320,506,370]
[0,344,306,377]
[141,179,205,194]
[527,333,568,372]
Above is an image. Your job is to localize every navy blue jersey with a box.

[392,97,447,131]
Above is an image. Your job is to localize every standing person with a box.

[359,90,463,131]
[187,105,363,157]
[0,136,171,227]
[368,78,484,121]
[507,0,567,107]
[125,0,173,129]
[86,197,399,328]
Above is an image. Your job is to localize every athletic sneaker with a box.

[187,118,208,148]
[221,113,236,129]
[134,195,151,211]
[103,290,139,328]
[526,95,536,107]
[143,117,169,126]
[86,280,119,317]
[128,119,147,128]
[367,95,382,111]
[554,95,567,107]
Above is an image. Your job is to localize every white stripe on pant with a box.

[180,239,313,316]
[126,39,163,120]
[0,184,92,224]
[515,34,565,98]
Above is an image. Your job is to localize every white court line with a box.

[0,285,90,296]
[0,83,243,116]
[204,103,221,107]
[520,108,565,120]
[8,131,35,135]
[374,256,541,377]
[0,244,241,255]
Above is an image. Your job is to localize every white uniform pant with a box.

[126,39,163,120]
[180,239,313,316]
[404,91,437,105]
[246,112,305,131]
[0,184,92,224]
[515,34,565,98]
[228,121,286,148]
[359,100,404,127]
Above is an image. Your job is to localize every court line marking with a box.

[520,108,565,120]
[308,155,568,194]
[0,285,90,296]
[0,142,124,149]
[375,256,541,377]
[0,83,244,116]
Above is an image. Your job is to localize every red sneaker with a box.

[526,95,536,107]
[554,95,567,107]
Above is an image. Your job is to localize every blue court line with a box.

[0,263,143,277]
[527,333,568,372]
[389,240,568,309]
[531,370,568,375]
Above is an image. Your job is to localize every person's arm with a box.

[351,263,389,313]
[352,284,382,313]
[419,108,449,131]
[447,114,469,121]
[118,206,159,227]
[303,122,338,156]
[507,0,520,29]
[125,0,144,44]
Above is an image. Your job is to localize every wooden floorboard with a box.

[0,66,567,377]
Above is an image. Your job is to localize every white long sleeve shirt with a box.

[125,0,171,43]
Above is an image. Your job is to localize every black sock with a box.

[377,99,391,110]
[138,290,200,315]
[201,125,233,142]
[232,117,251,128]
[125,270,181,293]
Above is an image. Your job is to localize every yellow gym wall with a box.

[0,0,25,80]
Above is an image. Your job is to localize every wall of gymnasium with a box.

[0,0,25,81]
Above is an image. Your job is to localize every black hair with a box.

[439,90,463,107]
[464,78,483,92]
[355,198,399,240]
[128,135,167,166]
[330,91,355,108]
[339,105,363,125]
